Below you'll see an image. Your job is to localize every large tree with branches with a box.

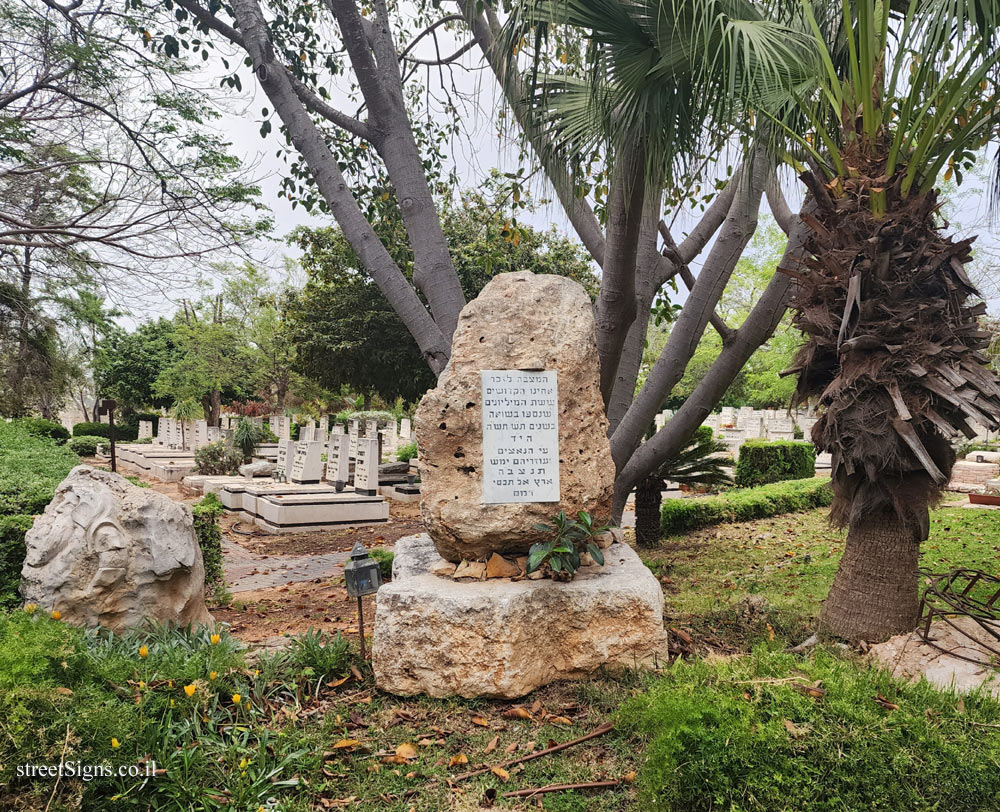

[141,0,811,528]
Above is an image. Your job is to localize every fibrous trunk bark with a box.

[819,505,924,642]
[633,475,664,549]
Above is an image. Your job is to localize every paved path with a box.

[222,539,351,593]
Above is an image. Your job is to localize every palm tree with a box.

[506,0,1000,641]
[771,0,1000,641]
[172,398,203,452]
[634,426,732,547]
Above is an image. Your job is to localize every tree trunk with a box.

[363,392,372,410]
[210,389,221,425]
[819,506,924,642]
[633,475,664,549]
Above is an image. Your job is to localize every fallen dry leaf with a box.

[55,687,73,696]
[395,742,419,760]
[490,766,510,781]
[504,741,518,754]
[783,719,809,739]
[874,693,899,711]
[471,715,490,728]
[547,716,573,726]
[503,707,533,721]
[483,735,499,754]
[331,739,360,750]
[448,753,468,767]
[623,770,638,783]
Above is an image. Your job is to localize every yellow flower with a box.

[184,684,196,697]
[51,610,62,620]
[138,645,148,658]
[232,693,242,705]
[239,758,248,769]
[210,633,221,645]
[138,681,146,689]
[167,680,174,688]
[209,671,218,681]
[111,738,120,749]
[23,603,36,614]
[170,699,175,708]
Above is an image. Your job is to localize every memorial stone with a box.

[354,437,379,496]
[325,434,350,485]
[289,441,323,485]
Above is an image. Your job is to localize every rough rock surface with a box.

[868,616,1000,697]
[415,272,615,561]
[373,534,669,698]
[239,461,275,478]
[20,466,212,631]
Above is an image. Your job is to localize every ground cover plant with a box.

[0,420,79,516]
[622,646,1000,812]
[646,504,1000,651]
[67,435,108,456]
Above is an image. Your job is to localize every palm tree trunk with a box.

[634,475,663,548]
[819,505,924,642]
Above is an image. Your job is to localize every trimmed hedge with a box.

[71,421,138,441]
[192,493,224,587]
[660,477,832,535]
[735,439,816,487]
[67,435,107,456]
[0,421,78,516]
[18,418,70,444]
[0,515,31,609]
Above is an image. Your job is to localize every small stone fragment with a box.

[453,560,486,580]
[430,562,457,577]
[485,553,520,579]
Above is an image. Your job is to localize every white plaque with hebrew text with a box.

[481,370,559,504]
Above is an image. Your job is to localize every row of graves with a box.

[114,416,419,533]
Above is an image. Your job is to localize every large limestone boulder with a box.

[20,466,212,630]
[373,534,669,698]
[416,271,615,561]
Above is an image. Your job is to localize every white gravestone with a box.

[290,440,323,484]
[400,417,412,442]
[331,423,344,435]
[325,434,350,485]
[365,419,379,440]
[481,370,560,504]
[194,420,209,449]
[276,439,296,477]
[348,420,359,459]
[299,424,314,443]
[138,420,153,439]
[355,437,379,496]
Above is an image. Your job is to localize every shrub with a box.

[71,421,138,441]
[347,409,396,428]
[0,515,32,609]
[193,441,244,476]
[734,440,816,487]
[396,441,417,462]
[370,548,394,581]
[18,418,70,444]
[192,493,225,587]
[621,647,1000,812]
[0,421,78,516]
[286,628,350,680]
[67,435,107,456]
[660,478,832,535]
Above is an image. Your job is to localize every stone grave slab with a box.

[252,491,388,534]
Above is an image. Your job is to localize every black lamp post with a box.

[343,540,383,660]
[97,398,118,473]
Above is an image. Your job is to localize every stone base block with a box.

[373,534,669,698]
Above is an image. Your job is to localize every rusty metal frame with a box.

[917,568,1000,666]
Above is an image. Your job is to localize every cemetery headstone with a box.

[289,441,323,485]
[354,437,379,496]
[325,434,350,486]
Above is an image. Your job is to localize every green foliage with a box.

[527,511,608,579]
[0,515,32,609]
[193,441,244,476]
[396,441,417,462]
[16,417,70,444]
[286,628,350,682]
[735,440,816,487]
[621,647,1000,812]
[67,435,107,456]
[656,425,732,489]
[660,478,833,535]
[71,421,138,441]
[0,420,78,516]
[369,548,394,581]
[347,410,395,427]
[0,616,325,810]
[231,417,261,461]
[191,493,225,588]
[286,188,600,403]
[95,319,179,412]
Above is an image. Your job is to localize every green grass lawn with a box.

[640,504,1000,649]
